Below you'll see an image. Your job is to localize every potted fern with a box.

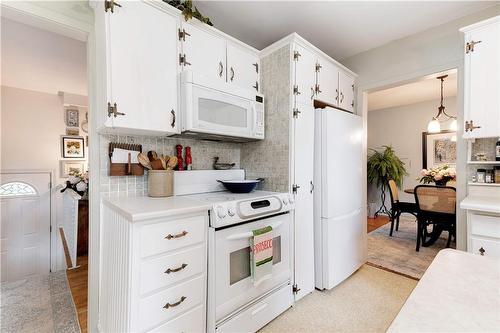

[367,146,408,217]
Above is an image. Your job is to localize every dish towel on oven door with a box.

[251,225,273,286]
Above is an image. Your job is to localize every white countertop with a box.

[388,249,500,332]
[460,195,500,214]
[102,195,211,221]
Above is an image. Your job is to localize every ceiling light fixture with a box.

[427,75,456,133]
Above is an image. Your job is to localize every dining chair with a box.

[414,185,456,251]
[387,179,418,236]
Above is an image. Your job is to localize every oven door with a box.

[184,83,256,139]
[214,213,292,322]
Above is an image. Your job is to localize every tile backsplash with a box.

[470,137,497,161]
[100,134,241,196]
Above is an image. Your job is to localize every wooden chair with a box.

[387,179,418,236]
[414,185,456,251]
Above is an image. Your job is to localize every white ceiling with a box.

[193,1,498,60]
[368,70,458,112]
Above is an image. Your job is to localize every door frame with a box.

[0,169,56,272]
[356,59,467,251]
[0,3,98,331]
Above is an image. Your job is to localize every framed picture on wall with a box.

[65,108,79,127]
[60,160,85,178]
[62,136,85,158]
[422,130,456,169]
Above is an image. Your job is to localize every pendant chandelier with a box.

[427,75,457,133]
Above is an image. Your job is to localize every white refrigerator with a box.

[314,107,366,290]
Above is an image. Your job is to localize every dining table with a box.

[403,185,457,247]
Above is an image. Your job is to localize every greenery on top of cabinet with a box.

[165,0,213,26]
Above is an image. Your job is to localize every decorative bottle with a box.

[176,144,184,171]
[185,146,192,170]
[496,138,500,161]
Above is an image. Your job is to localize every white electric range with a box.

[176,170,295,333]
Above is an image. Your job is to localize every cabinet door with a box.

[339,71,355,113]
[106,1,179,134]
[294,44,316,106]
[181,22,226,82]
[464,23,500,138]
[315,59,339,107]
[293,102,315,300]
[227,43,259,92]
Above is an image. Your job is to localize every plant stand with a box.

[374,184,391,218]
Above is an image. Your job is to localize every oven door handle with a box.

[226,220,284,240]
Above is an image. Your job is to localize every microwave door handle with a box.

[225,220,284,241]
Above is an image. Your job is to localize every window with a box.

[0,182,37,197]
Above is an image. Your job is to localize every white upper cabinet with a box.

[338,71,355,113]
[293,44,317,106]
[315,58,339,106]
[227,43,260,92]
[180,21,227,82]
[462,17,500,139]
[99,1,180,135]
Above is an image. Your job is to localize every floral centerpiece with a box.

[61,171,89,198]
[419,164,456,186]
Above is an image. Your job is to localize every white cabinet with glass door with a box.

[227,43,260,92]
[461,16,500,139]
[180,21,227,83]
[291,102,315,300]
[95,0,180,135]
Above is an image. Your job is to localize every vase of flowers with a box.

[418,164,456,186]
[61,171,89,198]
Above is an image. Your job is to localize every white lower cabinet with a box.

[467,210,500,259]
[100,205,208,332]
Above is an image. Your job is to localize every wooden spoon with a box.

[159,155,167,170]
[147,150,158,162]
[166,156,178,170]
[138,153,152,170]
[150,159,163,170]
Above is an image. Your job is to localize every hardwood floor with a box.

[367,215,390,233]
[66,255,88,333]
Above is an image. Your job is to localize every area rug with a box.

[259,265,417,333]
[1,271,80,333]
[367,216,454,280]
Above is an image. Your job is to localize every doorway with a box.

[364,68,459,279]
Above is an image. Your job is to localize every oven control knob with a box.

[228,208,236,217]
[216,206,226,218]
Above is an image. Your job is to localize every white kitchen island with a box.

[388,249,500,332]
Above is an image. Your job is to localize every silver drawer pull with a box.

[165,230,188,240]
[163,296,187,309]
[165,263,188,274]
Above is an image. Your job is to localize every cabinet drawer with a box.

[139,275,205,331]
[470,213,500,238]
[148,304,205,333]
[140,215,206,257]
[470,237,500,258]
[140,245,205,295]
[216,284,292,333]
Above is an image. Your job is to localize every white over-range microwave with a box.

[180,71,265,142]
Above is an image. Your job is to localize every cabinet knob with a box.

[104,0,121,13]
[479,247,485,256]
[310,87,315,100]
[315,84,322,95]
[170,110,176,128]
[165,230,188,240]
[219,61,224,77]
[230,67,235,81]
[253,81,259,91]
[465,40,482,54]
[340,92,344,103]
[163,296,187,309]
[465,120,481,132]
[335,89,339,101]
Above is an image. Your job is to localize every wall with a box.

[99,134,241,196]
[1,17,88,270]
[367,97,457,209]
[240,45,291,192]
[342,5,500,250]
